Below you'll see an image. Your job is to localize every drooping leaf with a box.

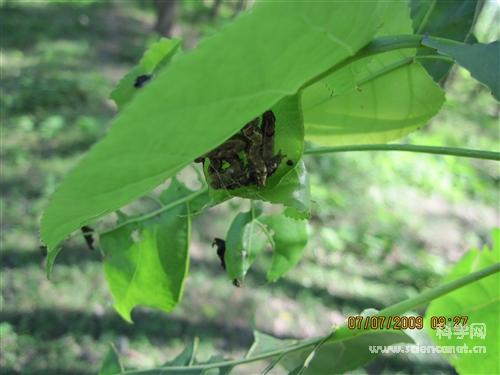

[163,338,199,366]
[225,208,268,282]
[259,215,309,282]
[41,2,391,259]
[425,229,500,374]
[410,0,481,82]
[99,344,123,375]
[302,1,445,146]
[100,179,191,322]
[110,38,181,109]
[422,37,500,101]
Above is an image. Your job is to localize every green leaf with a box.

[100,179,191,322]
[99,344,123,375]
[422,37,500,101]
[303,61,445,146]
[110,38,181,109]
[261,160,311,220]
[225,208,267,282]
[283,331,414,375]
[302,2,445,146]
[410,0,481,82]
[425,229,500,375]
[246,330,298,358]
[45,246,62,279]
[259,215,309,282]
[163,338,199,366]
[41,1,391,259]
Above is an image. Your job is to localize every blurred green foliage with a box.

[0,1,498,374]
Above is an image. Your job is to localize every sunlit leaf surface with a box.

[302,1,445,146]
[41,2,390,257]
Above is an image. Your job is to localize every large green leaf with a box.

[410,0,481,82]
[225,207,267,282]
[41,2,390,256]
[422,37,500,101]
[100,179,191,322]
[425,229,500,374]
[302,1,445,146]
[259,215,309,282]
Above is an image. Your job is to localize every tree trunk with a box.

[154,0,177,37]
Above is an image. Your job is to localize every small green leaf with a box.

[302,2,445,146]
[100,179,191,322]
[99,344,123,375]
[259,215,309,282]
[425,229,500,374]
[225,208,268,282]
[410,0,481,82]
[163,338,199,366]
[110,38,181,109]
[423,37,500,101]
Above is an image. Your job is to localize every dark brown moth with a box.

[81,225,95,250]
[134,74,152,88]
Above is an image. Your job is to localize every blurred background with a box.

[1,1,498,374]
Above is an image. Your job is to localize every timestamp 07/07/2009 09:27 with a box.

[346,315,469,330]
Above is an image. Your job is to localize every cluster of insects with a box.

[195,110,285,190]
[132,75,289,190]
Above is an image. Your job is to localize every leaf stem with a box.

[301,34,459,91]
[99,187,208,236]
[303,144,500,161]
[380,262,500,317]
[117,263,500,374]
[300,35,424,90]
[329,262,500,342]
